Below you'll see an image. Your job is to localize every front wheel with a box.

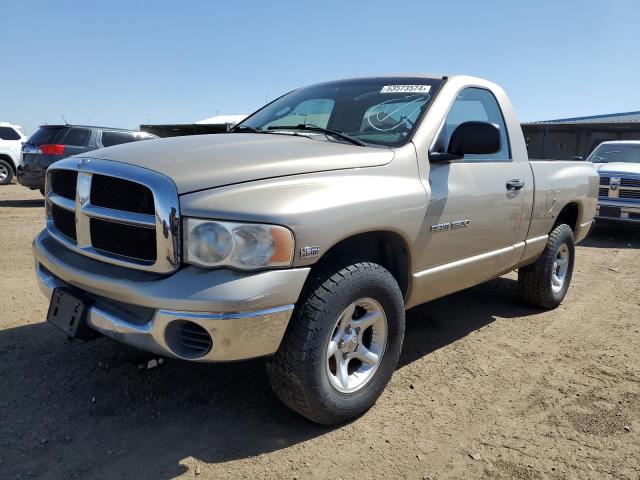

[518,223,575,309]
[266,259,405,425]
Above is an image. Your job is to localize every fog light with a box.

[165,320,212,359]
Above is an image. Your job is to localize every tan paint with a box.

[33,74,599,362]
[182,75,597,309]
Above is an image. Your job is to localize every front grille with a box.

[90,174,155,214]
[50,170,78,200]
[90,218,157,262]
[45,158,180,273]
[598,174,640,201]
[621,178,640,188]
[50,203,76,241]
[620,189,640,199]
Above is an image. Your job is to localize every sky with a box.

[2,0,639,135]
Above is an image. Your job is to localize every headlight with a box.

[184,218,294,270]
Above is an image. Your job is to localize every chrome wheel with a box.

[551,243,570,293]
[0,164,8,182]
[326,298,388,393]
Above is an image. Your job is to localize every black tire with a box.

[266,258,405,425]
[0,159,14,185]
[518,224,575,309]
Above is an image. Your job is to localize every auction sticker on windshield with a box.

[380,85,431,93]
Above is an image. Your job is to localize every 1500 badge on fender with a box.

[430,219,471,232]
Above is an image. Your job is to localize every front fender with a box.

[179,166,427,269]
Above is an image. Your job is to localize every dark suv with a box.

[17,125,156,193]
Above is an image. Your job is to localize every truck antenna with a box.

[60,114,69,125]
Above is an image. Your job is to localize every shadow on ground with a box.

[0,198,44,208]
[0,276,538,478]
[581,222,639,249]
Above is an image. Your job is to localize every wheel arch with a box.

[553,202,580,233]
[308,230,411,299]
[0,154,17,173]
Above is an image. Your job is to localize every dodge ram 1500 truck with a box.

[33,75,598,424]
[587,140,640,223]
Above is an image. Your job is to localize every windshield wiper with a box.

[267,124,368,147]
[229,124,264,133]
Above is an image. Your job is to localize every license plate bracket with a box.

[599,206,621,219]
[47,287,98,339]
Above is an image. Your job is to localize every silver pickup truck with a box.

[33,75,598,424]
[588,140,640,222]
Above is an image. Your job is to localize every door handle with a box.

[506,179,525,190]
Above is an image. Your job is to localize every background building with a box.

[142,112,640,163]
[522,111,640,160]
[141,114,246,138]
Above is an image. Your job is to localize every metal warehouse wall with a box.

[140,123,231,138]
[522,123,640,160]
[140,121,640,158]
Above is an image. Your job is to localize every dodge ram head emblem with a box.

[609,177,620,191]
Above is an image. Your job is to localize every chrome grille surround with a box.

[597,171,640,201]
[45,157,180,273]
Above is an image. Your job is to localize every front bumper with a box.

[33,229,310,361]
[595,199,640,223]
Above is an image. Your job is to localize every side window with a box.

[0,127,21,140]
[62,128,91,146]
[101,131,137,147]
[262,99,334,130]
[442,88,511,161]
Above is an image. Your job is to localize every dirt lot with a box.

[0,182,638,480]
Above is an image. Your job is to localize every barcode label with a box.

[380,85,431,94]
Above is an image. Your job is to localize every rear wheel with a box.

[266,259,405,425]
[518,223,575,309]
[0,160,14,185]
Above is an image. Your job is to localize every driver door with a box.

[416,88,529,299]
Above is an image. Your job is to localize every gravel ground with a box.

[0,182,638,480]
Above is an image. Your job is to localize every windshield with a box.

[238,77,443,147]
[588,143,640,164]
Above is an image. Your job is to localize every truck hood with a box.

[88,133,394,194]
[594,162,640,176]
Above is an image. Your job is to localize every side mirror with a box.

[571,155,584,161]
[430,121,501,162]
